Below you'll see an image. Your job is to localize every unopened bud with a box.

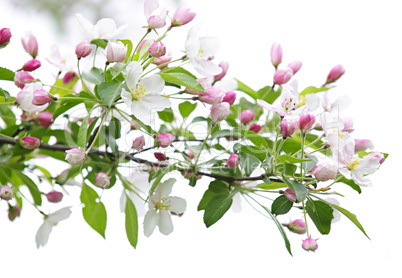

[270,42,282,68]
[62,71,77,85]
[210,102,230,122]
[21,32,38,58]
[14,71,35,89]
[20,136,40,149]
[46,191,63,203]
[0,28,12,48]
[367,152,385,164]
[298,114,316,132]
[222,91,236,105]
[0,185,13,201]
[302,237,318,252]
[65,148,85,165]
[133,135,146,151]
[149,41,166,58]
[280,118,296,139]
[171,5,196,27]
[157,133,175,148]
[249,123,262,133]
[22,59,41,72]
[154,152,167,161]
[106,41,127,63]
[32,89,53,105]
[285,219,306,234]
[239,110,254,125]
[288,61,302,74]
[96,172,110,188]
[326,65,345,84]
[282,188,296,202]
[75,41,92,58]
[273,67,293,85]
[227,153,240,168]
[36,112,53,127]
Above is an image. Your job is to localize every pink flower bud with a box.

[8,205,21,221]
[0,28,12,48]
[286,219,306,234]
[157,132,175,148]
[354,139,374,152]
[171,5,196,27]
[65,148,85,165]
[46,191,63,203]
[154,152,167,161]
[153,52,172,69]
[106,41,127,63]
[227,153,240,168]
[20,136,40,149]
[0,185,13,201]
[239,110,254,125]
[298,114,316,132]
[367,152,385,164]
[96,172,110,188]
[75,41,92,58]
[62,71,77,85]
[133,135,146,151]
[185,150,194,159]
[280,118,296,138]
[138,40,148,51]
[199,87,224,104]
[302,237,318,252]
[282,188,296,202]
[14,71,35,89]
[21,32,38,58]
[288,61,302,74]
[270,42,282,68]
[326,65,345,84]
[22,59,41,72]
[222,91,236,105]
[249,123,262,133]
[36,112,53,127]
[32,89,52,106]
[313,160,338,181]
[214,61,229,81]
[210,102,230,122]
[149,41,166,58]
[273,67,293,85]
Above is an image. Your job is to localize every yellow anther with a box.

[347,158,360,170]
[197,48,205,58]
[155,197,171,211]
[132,83,147,101]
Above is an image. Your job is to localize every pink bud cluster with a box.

[270,42,302,85]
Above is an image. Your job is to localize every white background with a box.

[1,0,401,277]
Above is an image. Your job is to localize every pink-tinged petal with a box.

[95,18,117,39]
[338,167,352,180]
[199,36,220,57]
[358,155,380,175]
[76,14,95,38]
[167,196,186,215]
[144,209,159,237]
[144,0,159,18]
[158,210,173,235]
[192,57,222,76]
[148,15,166,29]
[351,172,372,187]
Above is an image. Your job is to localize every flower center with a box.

[197,47,205,58]
[331,129,345,140]
[155,197,171,211]
[130,83,147,101]
[347,157,360,170]
[283,97,296,111]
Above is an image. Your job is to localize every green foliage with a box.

[159,67,204,92]
[281,175,307,203]
[82,67,104,85]
[198,180,230,211]
[179,101,197,118]
[306,199,334,235]
[203,187,239,228]
[271,195,293,215]
[0,66,15,81]
[158,107,174,122]
[125,196,139,249]
[97,82,124,107]
[80,183,107,238]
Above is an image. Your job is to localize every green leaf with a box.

[125,196,138,249]
[259,204,292,255]
[80,183,107,238]
[104,117,121,153]
[49,77,78,97]
[178,101,197,118]
[235,79,258,99]
[0,67,15,81]
[306,199,334,235]
[91,39,108,49]
[118,39,133,63]
[0,105,16,127]
[281,175,307,203]
[97,82,124,107]
[239,151,260,176]
[275,163,297,176]
[158,107,174,122]
[198,180,230,211]
[13,171,42,206]
[257,182,287,190]
[82,67,104,85]
[239,145,267,162]
[330,203,369,239]
[258,85,282,104]
[339,177,362,194]
[271,195,293,215]
[148,164,179,195]
[204,190,237,228]
[77,114,90,149]
[160,67,204,92]
[300,86,331,97]
[0,87,10,101]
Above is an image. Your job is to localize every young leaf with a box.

[158,107,174,122]
[299,86,331,97]
[178,101,197,118]
[0,87,10,101]
[0,66,15,81]
[77,114,90,149]
[203,193,233,228]
[306,199,334,235]
[235,79,258,99]
[159,67,204,92]
[281,175,307,203]
[198,180,230,211]
[97,82,124,107]
[82,67,104,85]
[271,195,293,215]
[80,183,107,238]
[258,85,281,104]
[13,171,42,206]
[125,196,138,249]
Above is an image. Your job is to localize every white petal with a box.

[192,57,222,76]
[35,222,53,248]
[143,209,159,237]
[121,88,133,108]
[167,196,186,215]
[185,37,199,58]
[126,62,143,90]
[141,74,165,94]
[358,155,380,175]
[144,0,159,18]
[127,172,150,193]
[158,210,173,235]
[95,18,117,39]
[128,191,146,217]
[75,14,95,38]
[47,207,72,224]
[199,36,220,57]
[231,193,242,213]
[351,172,372,187]
[131,94,171,125]
[156,178,176,198]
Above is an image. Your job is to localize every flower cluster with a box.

[0,0,386,255]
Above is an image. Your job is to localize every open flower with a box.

[15,82,49,113]
[76,14,127,40]
[121,61,170,125]
[185,25,222,76]
[144,178,186,237]
[35,207,72,248]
